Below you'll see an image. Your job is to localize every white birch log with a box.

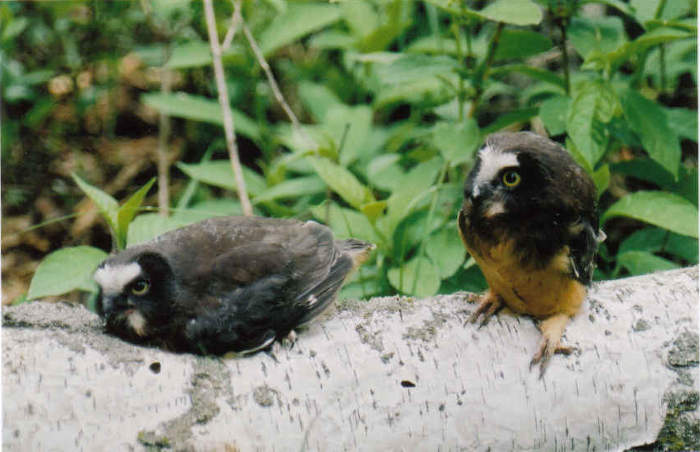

[3,266,698,451]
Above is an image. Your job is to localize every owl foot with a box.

[466,292,504,327]
[281,330,298,349]
[530,313,574,378]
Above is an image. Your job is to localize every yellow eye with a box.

[502,170,521,188]
[131,279,150,296]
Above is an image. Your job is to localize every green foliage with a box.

[11,0,698,305]
[27,247,108,300]
[72,174,156,250]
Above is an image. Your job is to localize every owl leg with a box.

[530,313,574,377]
[466,290,504,327]
[281,330,298,348]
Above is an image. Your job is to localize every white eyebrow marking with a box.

[474,144,519,188]
[94,262,142,295]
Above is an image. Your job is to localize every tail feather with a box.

[295,239,374,325]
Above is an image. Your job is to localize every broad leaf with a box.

[665,107,698,143]
[297,81,342,122]
[568,16,626,59]
[495,30,552,60]
[603,191,698,238]
[617,251,679,276]
[479,0,542,25]
[254,176,326,204]
[173,199,243,224]
[431,119,480,167]
[127,214,185,247]
[72,173,119,232]
[307,156,374,209]
[142,92,260,141]
[310,201,380,245]
[259,3,341,56]
[426,228,466,279]
[482,108,538,135]
[539,96,570,136]
[621,89,681,179]
[566,81,617,168]
[27,246,108,300]
[388,256,441,297]
[324,104,373,166]
[176,161,267,196]
[116,178,156,249]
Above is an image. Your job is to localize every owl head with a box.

[462,131,594,227]
[94,249,175,342]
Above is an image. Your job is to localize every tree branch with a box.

[3,267,698,450]
[202,0,253,216]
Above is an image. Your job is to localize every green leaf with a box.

[495,30,552,60]
[432,118,481,166]
[482,108,538,135]
[72,173,119,232]
[491,64,566,90]
[568,16,626,59]
[1,17,28,42]
[592,164,610,198]
[166,41,215,69]
[387,256,441,297]
[307,156,374,209]
[176,161,266,196]
[431,119,480,167]
[116,178,156,249]
[297,81,342,122]
[172,199,243,224]
[426,227,466,279]
[27,246,108,300]
[142,92,260,141]
[618,227,698,264]
[254,176,326,204]
[617,251,679,276]
[566,82,616,168]
[631,0,694,26]
[340,0,378,39]
[664,107,698,143]
[325,104,373,166]
[366,154,404,192]
[479,0,542,25]
[621,89,681,179]
[127,214,185,247]
[385,157,443,234]
[539,96,570,136]
[602,191,698,238]
[258,2,341,56]
[310,201,380,245]
[611,158,676,189]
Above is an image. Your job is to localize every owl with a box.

[93,216,374,355]
[458,131,604,375]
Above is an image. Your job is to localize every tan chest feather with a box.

[464,233,585,319]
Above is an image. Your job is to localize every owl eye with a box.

[131,279,150,296]
[501,170,521,188]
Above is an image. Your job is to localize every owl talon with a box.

[530,338,575,378]
[466,293,503,327]
[281,330,298,349]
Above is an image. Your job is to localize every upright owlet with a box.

[458,131,604,375]
[94,216,374,355]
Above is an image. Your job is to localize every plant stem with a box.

[203,0,253,216]
[468,22,504,118]
[558,20,571,95]
[157,62,172,217]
